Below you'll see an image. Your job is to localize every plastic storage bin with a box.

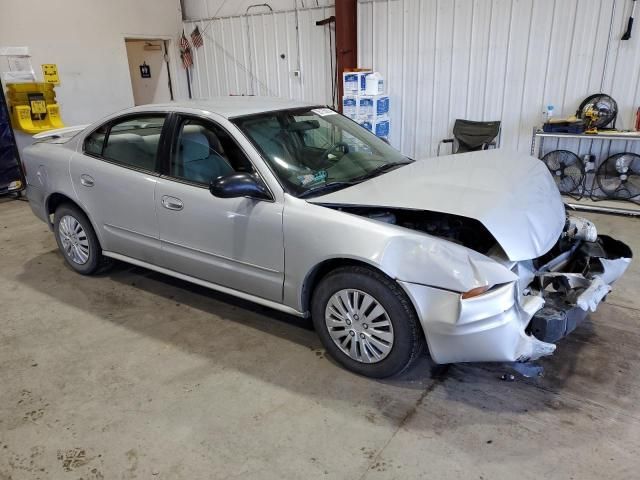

[6,82,64,134]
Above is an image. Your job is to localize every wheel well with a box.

[45,193,97,236]
[301,258,390,313]
[45,192,105,249]
[301,259,428,354]
[46,192,78,218]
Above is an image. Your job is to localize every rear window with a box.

[84,115,166,172]
[84,126,107,155]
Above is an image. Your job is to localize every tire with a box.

[53,203,105,275]
[311,266,425,378]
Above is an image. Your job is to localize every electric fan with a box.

[595,152,640,200]
[576,94,618,132]
[541,150,585,194]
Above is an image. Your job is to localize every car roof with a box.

[127,96,319,119]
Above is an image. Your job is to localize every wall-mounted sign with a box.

[139,62,151,78]
[41,64,59,84]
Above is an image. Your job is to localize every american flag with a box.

[180,31,191,51]
[191,26,204,48]
[179,32,193,69]
[180,48,193,69]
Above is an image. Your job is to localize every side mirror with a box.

[209,172,272,200]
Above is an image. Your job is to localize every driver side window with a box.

[170,118,253,185]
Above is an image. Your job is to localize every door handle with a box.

[80,174,95,187]
[161,195,184,211]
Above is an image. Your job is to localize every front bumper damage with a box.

[528,234,632,344]
[400,221,632,365]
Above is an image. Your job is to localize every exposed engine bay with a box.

[336,206,633,347]
[331,206,499,254]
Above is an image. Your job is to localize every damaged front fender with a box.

[379,235,518,293]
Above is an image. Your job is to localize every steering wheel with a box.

[320,141,350,162]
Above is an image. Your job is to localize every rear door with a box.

[70,113,168,264]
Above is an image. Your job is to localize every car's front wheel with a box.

[54,204,105,275]
[311,266,425,378]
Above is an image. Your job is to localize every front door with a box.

[71,113,167,264]
[155,115,285,302]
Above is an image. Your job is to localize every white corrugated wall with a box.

[358,0,640,159]
[182,5,336,106]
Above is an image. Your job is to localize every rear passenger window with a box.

[100,115,165,171]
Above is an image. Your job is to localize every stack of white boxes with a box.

[342,70,390,140]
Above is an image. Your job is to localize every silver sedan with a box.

[23,97,632,378]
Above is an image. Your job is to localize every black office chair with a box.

[437,119,501,156]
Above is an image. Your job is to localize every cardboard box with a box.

[359,95,389,118]
[359,115,390,139]
[343,70,371,95]
[342,95,358,118]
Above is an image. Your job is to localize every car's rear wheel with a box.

[311,266,425,378]
[54,204,105,275]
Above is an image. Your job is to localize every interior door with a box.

[155,115,285,302]
[70,114,166,264]
[125,39,173,106]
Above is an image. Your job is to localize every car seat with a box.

[179,130,234,183]
[104,132,158,170]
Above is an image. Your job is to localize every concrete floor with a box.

[1,198,640,480]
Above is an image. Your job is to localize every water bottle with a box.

[542,105,554,125]
[546,105,555,120]
[365,72,384,95]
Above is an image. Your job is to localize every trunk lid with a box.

[33,125,88,144]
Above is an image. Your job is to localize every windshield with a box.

[232,107,412,197]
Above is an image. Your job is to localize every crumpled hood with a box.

[311,150,566,261]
